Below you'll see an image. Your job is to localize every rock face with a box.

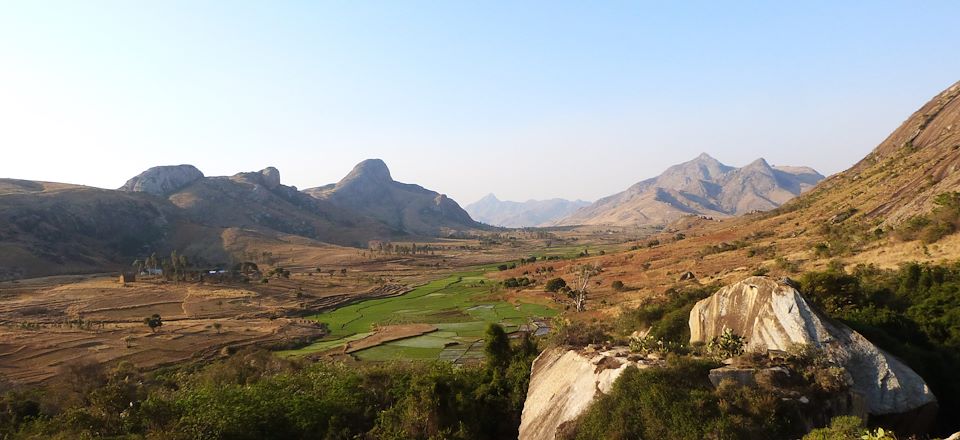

[465,193,590,228]
[303,159,481,236]
[556,153,824,227]
[689,276,937,417]
[518,346,661,440]
[119,164,204,197]
[259,167,281,189]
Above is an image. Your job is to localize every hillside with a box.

[465,194,590,228]
[0,179,177,280]
[556,153,823,227]
[304,159,483,236]
[509,80,960,314]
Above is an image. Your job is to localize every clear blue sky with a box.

[1,1,958,205]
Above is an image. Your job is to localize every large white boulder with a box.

[689,276,936,417]
[518,346,659,440]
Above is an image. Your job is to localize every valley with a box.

[1,73,959,439]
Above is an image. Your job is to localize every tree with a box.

[568,264,600,312]
[545,278,567,293]
[144,314,162,333]
[132,259,144,275]
[213,322,222,334]
[484,323,511,371]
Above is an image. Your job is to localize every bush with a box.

[611,280,625,291]
[707,328,746,359]
[801,415,865,440]
[545,278,567,293]
[567,357,791,440]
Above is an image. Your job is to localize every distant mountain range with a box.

[0,160,481,280]
[555,153,824,227]
[465,194,590,228]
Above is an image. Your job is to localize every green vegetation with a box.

[801,416,897,440]
[707,327,746,359]
[564,355,840,440]
[545,277,567,292]
[0,326,539,440]
[284,269,556,359]
[615,284,715,346]
[798,262,960,431]
[143,313,162,332]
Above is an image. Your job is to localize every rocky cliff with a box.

[689,276,936,419]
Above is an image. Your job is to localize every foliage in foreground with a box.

[0,325,538,440]
[799,262,960,433]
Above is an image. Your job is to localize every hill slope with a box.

[0,179,177,279]
[304,159,482,236]
[556,153,824,227]
[465,194,589,228]
[0,166,402,280]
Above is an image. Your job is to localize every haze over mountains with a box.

[556,153,824,227]
[465,194,590,228]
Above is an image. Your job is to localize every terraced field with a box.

[283,267,557,361]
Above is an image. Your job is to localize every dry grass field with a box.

[0,228,628,384]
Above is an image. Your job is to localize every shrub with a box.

[567,357,789,439]
[611,280,625,291]
[545,278,567,293]
[801,415,865,440]
[707,328,746,359]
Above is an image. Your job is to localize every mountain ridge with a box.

[556,153,824,226]
[464,193,590,228]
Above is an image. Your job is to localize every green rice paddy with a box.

[280,266,557,361]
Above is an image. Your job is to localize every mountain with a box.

[153,166,397,248]
[303,159,482,236]
[0,165,400,280]
[465,194,590,228]
[0,179,179,279]
[556,153,824,226]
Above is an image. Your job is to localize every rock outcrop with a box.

[689,276,937,419]
[518,346,662,440]
[303,159,481,236]
[119,164,204,197]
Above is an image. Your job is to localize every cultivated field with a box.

[282,266,557,362]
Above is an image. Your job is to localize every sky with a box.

[2,1,959,205]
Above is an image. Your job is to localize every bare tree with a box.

[568,264,601,312]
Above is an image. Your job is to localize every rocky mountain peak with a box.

[259,167,281,189]
[341,159,393,185]
[119,164,204,197]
